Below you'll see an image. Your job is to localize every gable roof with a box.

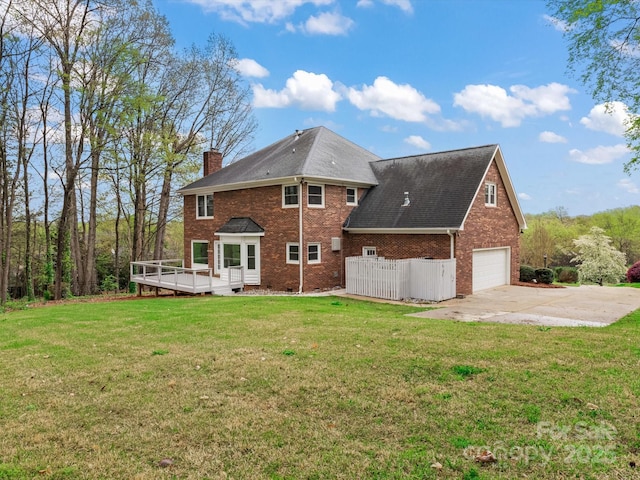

[178,126,380,195]
[344,145,526,232]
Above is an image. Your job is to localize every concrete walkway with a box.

[409,284,640,327]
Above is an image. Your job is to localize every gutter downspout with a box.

[298,178,304,294]
[447,229,455,259]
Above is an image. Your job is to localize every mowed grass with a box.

[0,295,639,479]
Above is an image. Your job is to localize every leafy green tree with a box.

[547,0,640,171]
[591,206,640,264]
[571,226,627,285]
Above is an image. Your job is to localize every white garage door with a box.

[473,248,510,292]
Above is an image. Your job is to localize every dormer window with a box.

[484,182,496,207]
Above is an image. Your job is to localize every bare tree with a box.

[151,34,257,260]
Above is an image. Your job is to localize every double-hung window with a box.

[197,193,214,218]
[484,182,497,207]
[346,187,357,205]
[307,243,321,264]
[287,243,300,264]
[307,184,324,208]
[283,185,299,207]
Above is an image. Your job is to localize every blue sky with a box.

[153,0,639,216]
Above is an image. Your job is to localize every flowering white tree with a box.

[572,227,627,285]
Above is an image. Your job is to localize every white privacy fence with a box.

[345,257,456,302]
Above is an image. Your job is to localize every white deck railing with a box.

[130,260,245,294]
[130,259,212,293]
[227,265,245,289]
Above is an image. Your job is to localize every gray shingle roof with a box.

[344,145,499,230]
[179,126,379,193]
[216,217,264,234]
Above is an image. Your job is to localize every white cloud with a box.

[543,14,569,32]
[617,178,639,194]
[453,82,575,127]
[518,192,532,200]
[299,11,354,35]
[357,0,413,13]
[611,39,640,58]
[233,58,269,78]
[404,135,431,150]
[186,0,333,24]
[347,76,440,122]
[381,0,413,13]
[539,131,567,143]
[252,70,341,111]
[568,144,630,165]
[580,102,633,136]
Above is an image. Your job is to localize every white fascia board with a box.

[214,231,265,237]
[178,176,378,196]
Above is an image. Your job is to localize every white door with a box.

[472,248,509,292]
[216,235,261,285]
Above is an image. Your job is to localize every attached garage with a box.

[472,248,510,292]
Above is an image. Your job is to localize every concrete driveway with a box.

[409,285,640,327]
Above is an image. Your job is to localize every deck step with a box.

[212,286,239,296]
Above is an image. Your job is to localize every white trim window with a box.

[346,187,358,206]
[307,184,324,208]
[192,240,209,267]
[484,182,497,207]
[307,243,321,264]
[196,193,214,219]
[363,246,377,257]
[283,185,299,208]
[286,243,300,264]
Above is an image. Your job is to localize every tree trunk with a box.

[153,166,173,260]
[54,64,78,299]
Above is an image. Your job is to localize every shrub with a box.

[554,266,563,280]
[627,261,640,283]
[535,268,554,284]
[100,274,118,293]
[557,267,579,284]
[519,265,536,282]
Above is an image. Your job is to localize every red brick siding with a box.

[343,234,451,260]
[342,161,521,296]
[183,183,359,292]
[454,161,521,294]
[183,161,521,295]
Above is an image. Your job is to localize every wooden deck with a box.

[130,260,244,295]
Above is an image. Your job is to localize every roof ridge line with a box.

[299,126,324,174]
[375,144,498,163]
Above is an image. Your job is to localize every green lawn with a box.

[0,295,638,479]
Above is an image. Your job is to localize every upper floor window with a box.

[484,182,497,207]
[307,184,324,208]
[197,194,214,218]
[283,185,299,208]
[346,187,357,205]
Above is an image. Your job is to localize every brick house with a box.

[178,126,526,295]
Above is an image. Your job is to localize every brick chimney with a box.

[203,149,223,177]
